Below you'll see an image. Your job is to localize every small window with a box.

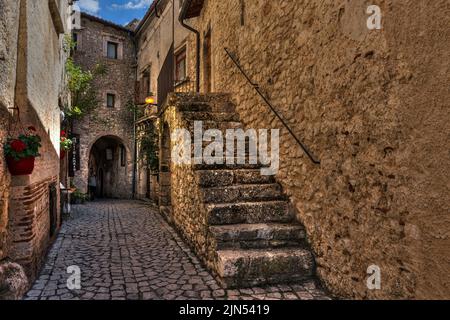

[143,68,151,95]
[175,48,187,83]
[72,33,78,51]
[106,148,113,161]
[106,93,116,108]
[120,146,126,167]
[107,41,118,59]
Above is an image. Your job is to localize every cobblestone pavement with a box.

[25,200,330,300]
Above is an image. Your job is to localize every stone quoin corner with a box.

[0,0,449,304]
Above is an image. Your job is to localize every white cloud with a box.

[112,0,153,10]
[78,0,100,14]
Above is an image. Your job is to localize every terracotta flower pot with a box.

[6,156,35,176]
[60,150,66,160]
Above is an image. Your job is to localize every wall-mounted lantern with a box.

[145,96,157,106]
[145,95,158,117]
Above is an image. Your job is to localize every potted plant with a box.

[71,189,87,205]
[3,126,41,176]
[60,130,73,160]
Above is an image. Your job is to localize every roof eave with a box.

[179,0,205,20]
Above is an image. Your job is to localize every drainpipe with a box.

[179,0,200,93]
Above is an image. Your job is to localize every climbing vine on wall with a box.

[139,122,159,173]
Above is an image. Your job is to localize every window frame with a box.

[106,41,119,60]
[106,93,116,108]
[174,47,187,83]
[120,146,126,167]
[143,67,151,96]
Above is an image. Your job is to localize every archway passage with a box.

[88,136,131,199]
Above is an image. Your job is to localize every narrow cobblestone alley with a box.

[24,201,329,300]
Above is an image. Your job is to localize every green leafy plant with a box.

[3,126,42,160]
[63,35,107,120]
[71,189,87,204]
[139,123,159,173]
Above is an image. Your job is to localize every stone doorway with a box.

[88,135,131,199]
[98,168,104,198]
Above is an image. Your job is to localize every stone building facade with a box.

[71,14,135,199]
[134,0,190,201]
[0,0,70,287]
[177,0,450,299]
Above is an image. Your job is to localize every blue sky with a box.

[76,0,153,26]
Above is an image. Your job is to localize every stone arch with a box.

[86,134,132,164]
[75,133,133,199]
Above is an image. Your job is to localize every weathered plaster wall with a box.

[1,0,69,286]
[72,15,135,198]
[135,0,190,102]
[384,0,450,299]
[0,0,20,261]
[26,0,66,153]
[0,105,12,261]
[7,0,69,280]
[185,0,450,299]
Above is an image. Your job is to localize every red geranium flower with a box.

[28,126,36,132]
[10,139,27,153]
[61,130,66,137]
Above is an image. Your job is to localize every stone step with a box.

[194,162,265,171]
[210,223,306,250]
[215,248,315,288]
[187,121,244,133]
[178,101,236,113]
[207,201,293,225]
[202,184,285,203]
[191,157,264,170]
[197,169,275,188]
[183,111,240,123]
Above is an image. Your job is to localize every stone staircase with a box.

[172,94,317,288]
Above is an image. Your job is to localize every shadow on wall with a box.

[0,103,12,262]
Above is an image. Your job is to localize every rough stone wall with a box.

[72,15,135,198]
[0,0,20,261]
[160,94,218,270]
[184,0,450,299]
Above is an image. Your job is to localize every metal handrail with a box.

[224,48,320,165]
